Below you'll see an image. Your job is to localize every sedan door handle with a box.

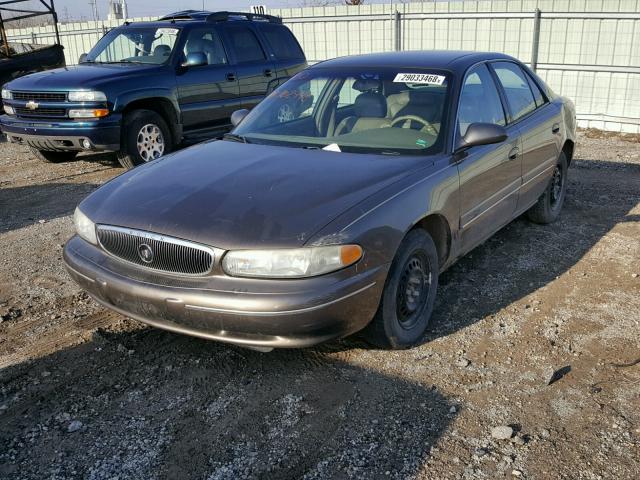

[226,73,236,82]
[508,147,519,160]
[263,69,273,77]
[552,123,560,134]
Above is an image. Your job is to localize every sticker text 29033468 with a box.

[393,73,446,85]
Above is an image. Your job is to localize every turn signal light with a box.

[68,108,109,119]
[340,245,363,266]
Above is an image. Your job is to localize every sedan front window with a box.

[232,68,451,155]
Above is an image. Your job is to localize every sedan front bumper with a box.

[63,236,388,349]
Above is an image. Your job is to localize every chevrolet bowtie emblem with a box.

[26,100,39,110]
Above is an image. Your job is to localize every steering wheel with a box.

[391,115,438,136]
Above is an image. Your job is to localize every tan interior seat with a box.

[334,92,391,135]
[386,91,410,119]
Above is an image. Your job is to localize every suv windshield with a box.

[85,26,180,65]
[233,67,451,155]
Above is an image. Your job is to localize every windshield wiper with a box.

[223,133,250,144]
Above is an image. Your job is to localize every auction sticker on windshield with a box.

[393,73,446,85]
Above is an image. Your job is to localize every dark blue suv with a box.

[0,10,307,168]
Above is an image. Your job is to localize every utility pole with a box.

[88,0,99,22]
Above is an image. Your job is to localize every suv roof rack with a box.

[207,11,282,24]
[159,10,282,24]
[159,10,209,20]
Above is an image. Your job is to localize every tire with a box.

[29,147,78,163]
[364,229,439,349]
[526,151,568,224]
[116,109,172,169]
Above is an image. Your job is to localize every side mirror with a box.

[79,53,88,63]
[460,123,508,149]
[181,52,207,68]
[230,109,250,127]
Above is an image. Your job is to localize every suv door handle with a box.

[226,73,236,82]
[552,123,560,134]
[508,146,519,160]
[263,69,273,77]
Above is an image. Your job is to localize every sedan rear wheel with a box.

[365,229,439,349]
[526,151,568,224]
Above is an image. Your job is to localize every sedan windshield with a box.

[85,26,179,65]
[233,67,451,155]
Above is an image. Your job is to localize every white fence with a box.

[5,0,640,133]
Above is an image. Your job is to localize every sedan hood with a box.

[80,141,431,249]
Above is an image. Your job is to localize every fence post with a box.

[31,31,37,44]
[393,10,401,51]
[531,8,541,72]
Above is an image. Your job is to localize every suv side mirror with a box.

[460,123,508,149]
[182,52,207,68]
[231,109,250,127]
[79,53,88,63]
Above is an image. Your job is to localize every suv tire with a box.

[117,109,172,169]
[364,229,439,349]
[526,151,568,224]
[29,148,78,163]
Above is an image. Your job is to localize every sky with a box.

[55,0,393,22]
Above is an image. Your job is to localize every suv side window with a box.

[227,27,266,63]
[458,63,506,137]
[491,61,537,121]
[183,27,227,65]
[261,25,304,59]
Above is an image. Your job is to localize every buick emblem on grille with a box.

[137,243,154,263]
[26,100,39,110]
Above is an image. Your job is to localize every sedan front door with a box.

[456,63,522,253]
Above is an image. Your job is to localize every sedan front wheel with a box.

[365,229,439,349]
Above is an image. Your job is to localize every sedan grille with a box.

[96,225,215,276]
[15,107,66,118]
[12,91,67,102]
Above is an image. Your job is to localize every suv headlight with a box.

[222,245,362,278]
[68,90,107,102]
[1,89,11,100]
[74,207,97,245]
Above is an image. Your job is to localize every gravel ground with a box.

[0,133,639,479]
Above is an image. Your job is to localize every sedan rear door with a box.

[489,61,561,212]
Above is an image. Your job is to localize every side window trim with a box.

[488,60,542,125]
[453,61,509,151]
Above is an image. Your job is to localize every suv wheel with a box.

[364,229,439,349]
[29,148,78,163]
[117,109,172,169]
[526,151,568,224]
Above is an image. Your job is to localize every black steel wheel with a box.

[365,229,439,349]
[527,151,568,224]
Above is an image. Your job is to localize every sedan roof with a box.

[310,50,517,73]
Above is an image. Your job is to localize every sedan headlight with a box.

[222,245,363,278]
[68,90,107,102]
[1,89,11,100]
[74,207,97,245]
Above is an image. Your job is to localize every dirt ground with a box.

[0,133,638,480]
